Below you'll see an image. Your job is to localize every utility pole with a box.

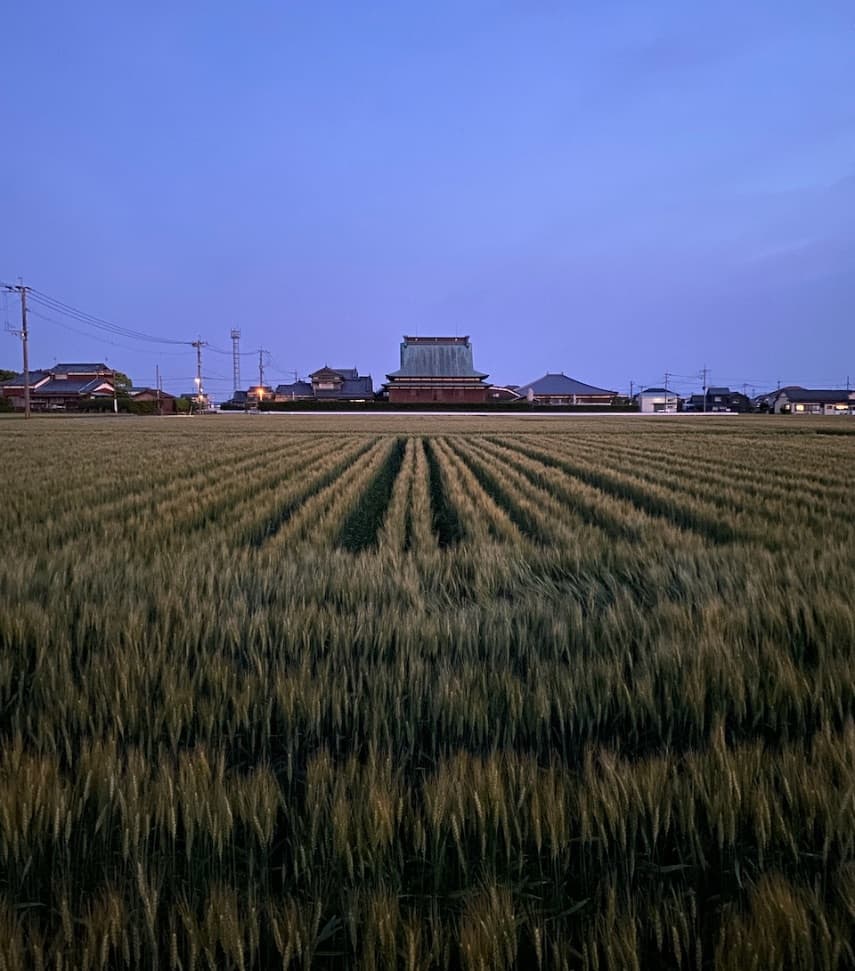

[629,379,634,400]
[701,364,709,413]
[230,328,241,394]
[156,364,162,415]
[664,371,671,413]
[3,284,30,419]
[192,339,205,413]
[256,349,269,404]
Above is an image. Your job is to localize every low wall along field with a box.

[0,415,853,970]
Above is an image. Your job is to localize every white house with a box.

[637,387,680,414]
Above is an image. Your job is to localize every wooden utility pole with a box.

[156,364,162,415]
[701,365,709,413]
[19,287,29,419]
[3,284,30,418]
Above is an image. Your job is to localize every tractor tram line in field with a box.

[0,418,853,969]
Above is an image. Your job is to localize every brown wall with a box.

[388,386,488,403]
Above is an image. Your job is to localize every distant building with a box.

[385,336,489,403]
[684,387,752,413]
[273,380,313,401]
[637,387,681,414]
[0,363,116,411]
[754,386,803,413]
[772,388,854,416]
[128,387,177,414]
[247,385,276,405]
[516,372,618,406]
[487,385,522,402]
[274,367,374,402]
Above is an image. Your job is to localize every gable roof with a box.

[639,388,677,395]
[309,366,360,380]
[314,375,374,398]
[782,389,854,404]
[387,336,488,379]
[36,378,114,396]
[517,373,616,397]
[129,387,176,399]
[275,380,314,397]
[52,363,111,373]
[0,369,50,388]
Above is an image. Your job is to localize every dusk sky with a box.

[2,1,853,399]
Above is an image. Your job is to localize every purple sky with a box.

[2,1,853,399]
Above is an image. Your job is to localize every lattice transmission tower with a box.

[230,329,241,393]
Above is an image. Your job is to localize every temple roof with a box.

[387,336,487,379]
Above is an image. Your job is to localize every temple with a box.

[384,336,489,403]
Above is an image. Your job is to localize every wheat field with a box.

[0,414,853,970]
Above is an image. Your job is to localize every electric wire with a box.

[28,289,193,346]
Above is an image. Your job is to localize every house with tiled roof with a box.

[274,367,374,402]
[684,387,752,413]
[772,388,854,415]
[385,336,489,403]
[0,363,116,411]
[516,372,618,406]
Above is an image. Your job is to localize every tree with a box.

[112,370,133,389]
[0,368,17,382]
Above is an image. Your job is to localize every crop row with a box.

[0,419,852,970]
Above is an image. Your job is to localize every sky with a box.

[1,0,853,399]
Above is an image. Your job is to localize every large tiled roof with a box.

[275,381,314,397]
[517,373,616,397]
[309,366,359,380]
[53,363,111,373]
[387,337,487,379]
[0,369,49,387]
[784,389,853,404]
[314,376,374,398]
[36,378,114,396]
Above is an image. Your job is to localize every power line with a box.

[27,308,189,356]
[28,288,192,346]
